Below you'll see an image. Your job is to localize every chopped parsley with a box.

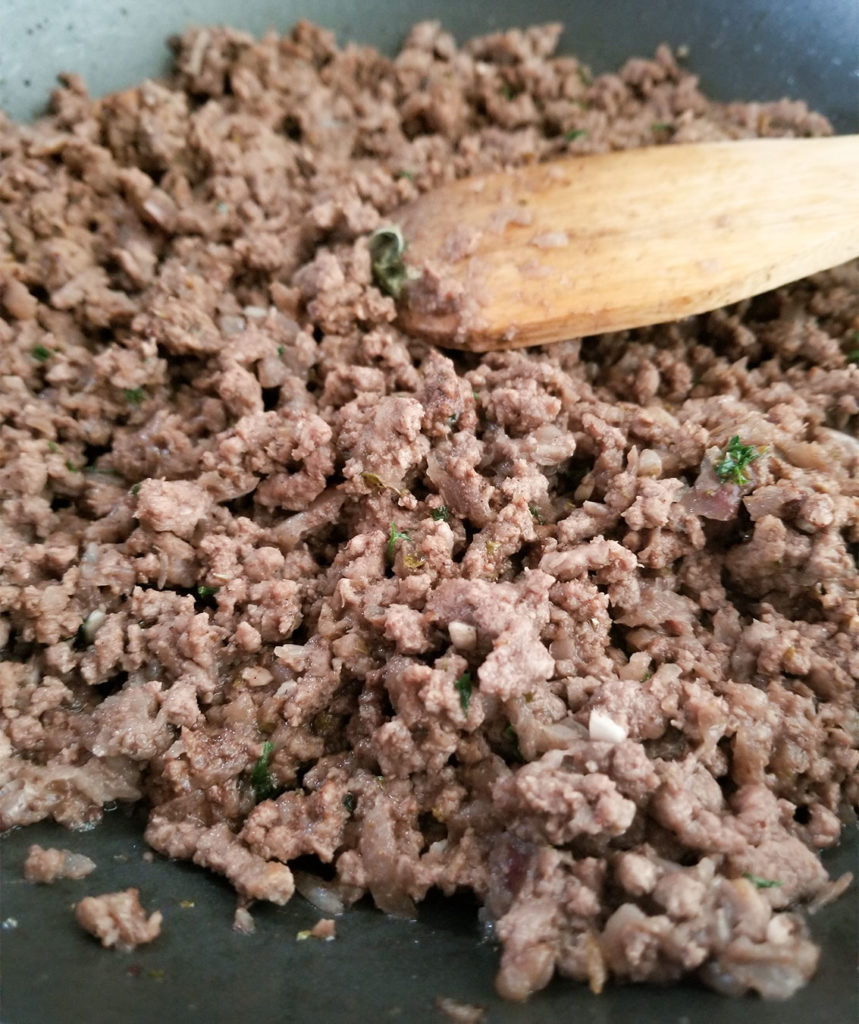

[430,506,451,522]
[130,482,142,496]
[369,225,409,299]
[453,671,473,713]
[250,741,277,802]
[65,459,80,473]
[277,344,285,357]
[122,387,145,405]
[503,723,524,762]
[651,121,675,134]
[342,792,357,814]
[848,349,859,363]
[396,169,415,181]
[529,505,546,525]
[742,871,783,889]
[714,436,763,486]
[387,521,410,564]
[564,128,587,142]
[195,585,219,598]
[31,345,52,362]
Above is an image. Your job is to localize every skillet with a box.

[1,3,857,1022]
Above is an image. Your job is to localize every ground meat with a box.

[0,19,856,1006]
[74,888,162,951]
[309,917,336,940]
[24,844,97,883]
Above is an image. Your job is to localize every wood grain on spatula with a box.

[395,135,859,351]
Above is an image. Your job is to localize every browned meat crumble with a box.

[23,843,97,882]
[1,19,857,1002]
[74,888,162,950]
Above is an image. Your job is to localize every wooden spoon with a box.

[392,135,859,351]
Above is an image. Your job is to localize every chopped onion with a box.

[589,709,628,744]
[293,871,345,916]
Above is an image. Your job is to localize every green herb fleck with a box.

[564,128,587,142]
[503,723,524,762]
[277,344,285,357]
[396,169,415,181]
[453,671,473,713]
[742,871,783,889]
[577,66,593,86]
[250,741,276,802]
[500,83,516,100]
[387,521,411,564]
[848,349,859,363]
[131,482,142,496]
[47,441,59,453]
[714,435,763,486]
[447,411,460,428]
[651,121,674,133]
[195,585,219,598]
[65,459,80,473]
[529,505,546,525]
[122,387,145,405]
[430,506,450,522]
[31,345,52,362]
[369,225,409,299]
[343,792,357,814]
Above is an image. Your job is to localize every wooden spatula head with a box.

[394,135,859,351]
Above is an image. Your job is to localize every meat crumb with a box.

[24,845,96,883]
[310,917,336,940]
[75,889,162,951]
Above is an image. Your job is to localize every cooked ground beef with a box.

[0,19,856,1003]
[23,843,97,882]
[74,888,162,950]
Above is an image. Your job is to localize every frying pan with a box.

[1,3,857,1023]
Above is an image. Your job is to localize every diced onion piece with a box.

[448,620,477,650]
[293,871,345,916]
[589,709,628,744]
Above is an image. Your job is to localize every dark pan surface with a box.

[1,813,856,1024]
[2,0,858,131]
[1,4,857,1022]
